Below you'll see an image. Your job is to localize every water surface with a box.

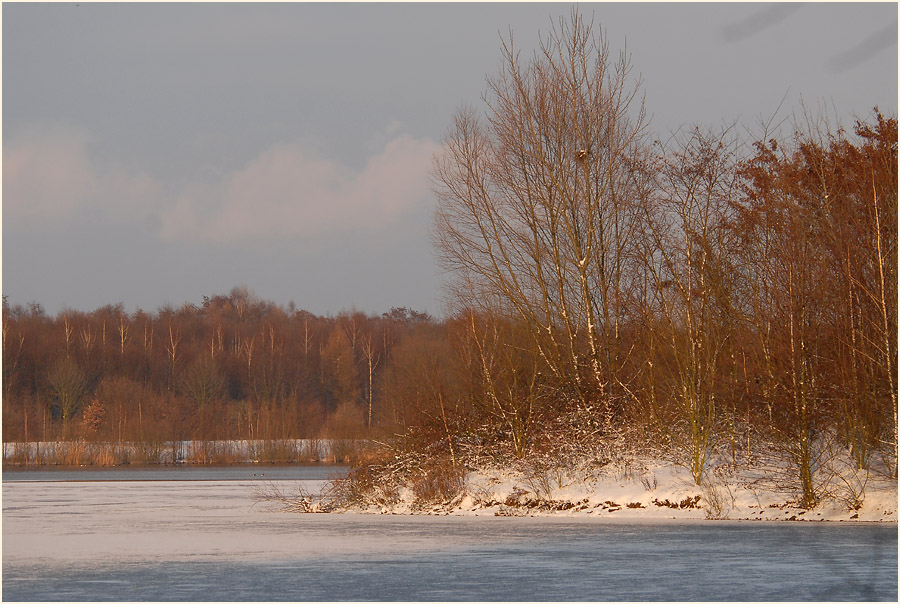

[2,463,344,482]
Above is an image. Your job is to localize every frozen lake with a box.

[2,467,897,601]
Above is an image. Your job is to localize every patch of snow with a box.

[339,458,897,523]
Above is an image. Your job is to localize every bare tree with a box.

[118,315,130,357]
[360,332,381,428]
[737,122,838,508]
[46,356,88,436]
[463,309,542,459]
[433,9,650,427]
[640,126,740,485]
[800,110,897,475]
[322,325,361,409]
[165,321,182,392]
[180,354,226,410]
[62,312,75,357]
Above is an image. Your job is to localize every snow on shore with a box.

[339,460,897,523]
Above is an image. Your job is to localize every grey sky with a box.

[3,2,897,317]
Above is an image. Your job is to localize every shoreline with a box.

[349,509,898,524]
[305,459,899,524]
[364,503,899,523]
[337,497,898,523]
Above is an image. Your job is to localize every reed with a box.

[251,439,299,464]
[3,438,353,466]
[3,442,30,466]
[299,438,325,462]
[186,440,244,464]
[132,440,167,464]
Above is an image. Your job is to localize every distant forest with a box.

[3,13,896,510]
[2,290,438,446]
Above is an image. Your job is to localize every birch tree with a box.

[641,126,740,485]
[433,9,649,427]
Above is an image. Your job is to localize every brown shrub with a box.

[326,462,400,509]
[411,458,465,506]
[81,398,107,437]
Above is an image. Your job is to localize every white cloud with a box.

[162,134,441,244]
[3,125,97,221]
[4,122,440,245]
[3,124,165,227]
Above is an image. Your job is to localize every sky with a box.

[2,1,897,318]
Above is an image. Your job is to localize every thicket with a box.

[347,13,897,510]
[326,108,897,511]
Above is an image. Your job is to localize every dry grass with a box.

[298,439,327,462]
[2,438,364,467]
[247,439,297,464]
[326,462,401,509]
[3,442,30,465]
[186,440,243,464]
[411,459,466,506]
[702,480,734,519]
[253,481,320,513]
[4,441,131,466]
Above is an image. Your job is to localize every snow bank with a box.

[341,459,897,523]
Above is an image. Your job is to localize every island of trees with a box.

[3,13,896,511]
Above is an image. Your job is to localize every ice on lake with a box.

[2,467,896,601]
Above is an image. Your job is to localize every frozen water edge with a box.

[3,470,894,568]
[3,475,896,601]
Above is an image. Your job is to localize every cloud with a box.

[3,124,165,227]
[161,134,441,244]
[3,125,97,221]
[721,3,804,43]
[4,122,440,246]
[827,21,899,73]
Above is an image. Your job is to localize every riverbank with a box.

[309,458,898,523]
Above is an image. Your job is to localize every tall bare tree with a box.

[640,126,740,484]
[46,356,88,436]
[433,9,649,427]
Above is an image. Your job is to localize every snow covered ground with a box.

[344,459,898,523]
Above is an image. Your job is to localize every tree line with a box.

[2,288,437,447]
